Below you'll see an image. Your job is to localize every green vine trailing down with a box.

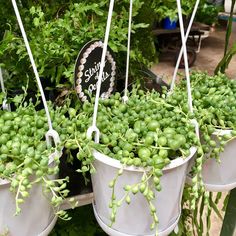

[0,83,199,233]
[0,90,83,220]
[61,84,200,235]
[215,0,236,74]
[169,71,236,235]
[2,73,235,234]
[0,0,157,96]
[55,77,236,235]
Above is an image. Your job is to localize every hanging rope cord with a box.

[12,0,60,146]
[171,0,200,92]
[0,68,10,111]
[123,0,133,103]
[88,0,199,142]
[87,0,133,142]
[0,68,6,94]
[87,0,114,142]
[175,0,200,137]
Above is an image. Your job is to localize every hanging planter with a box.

[81,0,199,234]
[0,95,75,235]
[0,96,74,235]
[0,154,58,236]
[174,72,236,193]
[0,98,92,234]
[0,1,77,234]
[186,129,236,192]
[92,148,196,236]
[201,129,236,191]
[85,88,198,235]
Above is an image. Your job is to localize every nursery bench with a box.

[152,22,210,67]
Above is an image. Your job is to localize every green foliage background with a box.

[0,0,157,95]
[49,205,107,236]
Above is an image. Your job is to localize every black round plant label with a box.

[74,40,116,102]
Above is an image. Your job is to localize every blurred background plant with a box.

[152,0,222,27]
[153,0,197,24]
[195,0,222,26]
[0,0,157,100]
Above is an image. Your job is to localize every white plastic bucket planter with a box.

[201,129,236,192]
[0,153,59,236]
[91,147,196,236]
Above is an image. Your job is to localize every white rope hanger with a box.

[123,0,133,103]
[12,0,60,146]
[87,0,115,143]
[171,0,200,92]
[0,67,11,111]
[88,0,199,142]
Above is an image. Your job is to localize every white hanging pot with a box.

[224,0,236,13]
[0,152,59,236]
[201,129,236,192]
[187,129,236,192]
[91,147,196,236]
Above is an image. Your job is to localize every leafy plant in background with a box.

[0,3,15,40]
[181,0,200,17]
[195,0,221,26]
[215,0,236,74]
[0,0,157,98]
[0,1,71,40]
[170,190,226,236]
[153,0,178,22]
[153,0,197,23]
[117,0,157,77]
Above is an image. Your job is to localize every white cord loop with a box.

[46,129,61,147]
[2,100,11,111]
[87,126,100,144]
[122,95,129,103]
[87,0,115,142]
[0,67,11,111]
[123,0,133,103]
[171,0,200,136]
[176,0,194,113]
[191,119,200,139]
[171,0,200,91]
[12,0,60,147]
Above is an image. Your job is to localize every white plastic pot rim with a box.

[38,215,57,236]
[93,202,180,236]
[0,149,62,186]
[186,170,236,192]
[204,181,236,192]
[93,146,197,172]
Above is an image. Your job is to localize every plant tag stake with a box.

[74,40,116,102]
